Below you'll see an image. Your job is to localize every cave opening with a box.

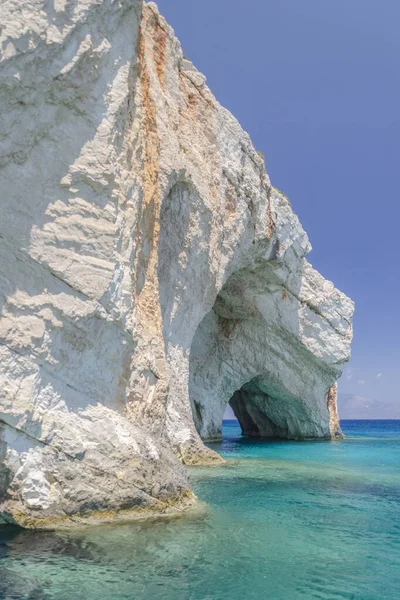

[228,380,288,439]
[187,263,308,444]
[190,364,298,444]
[188,261,336,446]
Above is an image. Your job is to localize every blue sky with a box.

[156,0,400,418]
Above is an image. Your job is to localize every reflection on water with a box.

[1,420,400,599]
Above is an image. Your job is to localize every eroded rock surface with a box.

[0,0,354,527]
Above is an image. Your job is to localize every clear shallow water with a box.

[1,420,400,600]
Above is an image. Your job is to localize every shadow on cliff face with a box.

[157,180,213,352]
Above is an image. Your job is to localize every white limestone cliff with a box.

[0,0,354,528]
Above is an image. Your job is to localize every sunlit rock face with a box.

[0,0,353,528]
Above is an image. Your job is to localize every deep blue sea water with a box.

[1,420,400,600]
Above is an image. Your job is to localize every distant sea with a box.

[1,420,400,599]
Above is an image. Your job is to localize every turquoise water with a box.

[1,420,400,599]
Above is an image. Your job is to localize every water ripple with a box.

[0,420,399,599]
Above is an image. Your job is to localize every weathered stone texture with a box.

[0,0,353,527]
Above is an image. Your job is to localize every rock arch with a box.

[188,261,344,445]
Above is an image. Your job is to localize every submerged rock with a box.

[0,0,353,527]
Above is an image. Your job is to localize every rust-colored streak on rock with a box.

[327,383,343,439]
[153,19,167,89]
[128,16,169,429]
[135,22,162,332]
[267,186,276,238]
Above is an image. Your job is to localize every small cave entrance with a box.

[190,366,295,444]
[228,381,288,439]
